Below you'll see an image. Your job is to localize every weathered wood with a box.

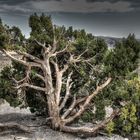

[0,123,30,133]
[3,39,115,135]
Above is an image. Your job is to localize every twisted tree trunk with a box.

[2,39,120,135]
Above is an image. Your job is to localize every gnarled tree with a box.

[2,36,119,135]
[0,14,140,137]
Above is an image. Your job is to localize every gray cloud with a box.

[87,0,140,10]
[0,0,139,14]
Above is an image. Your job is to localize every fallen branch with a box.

[0,123,31,133]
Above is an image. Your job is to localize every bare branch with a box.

[34,39,46,49]
[12,77,27,85]
[34,73,45,82]
[61,64,69,74]
[60,72,73,110]
[11,66,31,87]
[60,50,92,74]
[63,78,112,124]
[17,51,42,64]
[3,49,42,69]
[69,51,99,65]
[51,43,70,57]
[61,95,76,119]
[56,44,69,55]
[60,109,119,134]
[29,62,42,68]
[15,83,46,92]
[51,60,59,72]
[34,40,52,57]
[76,49,88,60]
[75,97,87,106]
[3,49,28,66]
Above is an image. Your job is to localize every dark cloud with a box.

[0,0,139,14]
[0,0,136,14]
[0,0,26,5]
[0,0,60,5]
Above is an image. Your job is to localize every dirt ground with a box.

[0,101,129,140]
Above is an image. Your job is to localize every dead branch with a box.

[12,65,45,89]
[34,73,45,82]
[53,43,70,56]
[60,109,119,134]
[12,77,27,85]
[60,72,73,110]
[15,83,46,92]
[0,123,31,133]
[17,51,42,64]
[3,49,42,68]
[75,49,88,60]
[61,64,69,74]
[61,95,76,119]
[51,60,59,73]
[75,97,87,105]
[34,40,52,58]
[11,65,31,86]
[3,49,28,66]
[63,78,112,124]
[28,62,42,68]
[34,39,46,49]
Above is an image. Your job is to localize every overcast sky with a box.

[0,0,140,38]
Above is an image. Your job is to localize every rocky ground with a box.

[0,101,129,140]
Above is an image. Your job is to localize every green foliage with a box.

[105,34,140,77]
[110,77,140,138]
[116,104,137,135]
[0,18,25,50]
[0,34,9,49]
[105,121,115,136]
[0,67,21,107]
[29,13,53,44]
[94,100,106,120]
[9,26,25,44]
[81,110,94,122]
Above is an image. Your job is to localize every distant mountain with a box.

[97,36,121,49]
[97,36,140,49]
